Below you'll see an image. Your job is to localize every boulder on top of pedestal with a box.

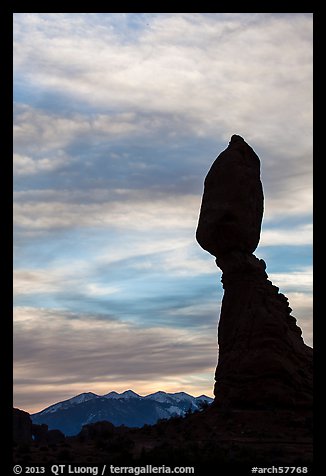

[196,135,264,259]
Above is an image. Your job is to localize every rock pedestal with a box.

[196,135,312,409]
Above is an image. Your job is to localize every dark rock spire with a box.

[196,136,312,408]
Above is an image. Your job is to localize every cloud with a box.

[13,249,312,337]
[13,192,201,232]
[13,104,148,155]
[260,224,312,246]
[14,14,312,148]
[268,266,313,292]
[13,12,313,223]
[267,267,313,347]
[13,306,213,371]
[13,268,120,298]
[14,184,313,238]
[13,153,69,176]
[13,306,217,412]
[262,168,313,222]
[13,230,221,331]
[285,292,313,347]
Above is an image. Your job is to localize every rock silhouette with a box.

[31,423,65,444]
[13,408,32,445]
[13,405,312,466]
[196,135,312,408]
[13,408,66,446]
[196,134,264,260]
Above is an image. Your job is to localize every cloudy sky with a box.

[13,13,313,413]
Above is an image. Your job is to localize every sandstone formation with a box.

[13,408,66,446]
[13,408,32,444]
[196,135,313,409]
[31,423,65,444]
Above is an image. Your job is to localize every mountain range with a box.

[31,390,213,436]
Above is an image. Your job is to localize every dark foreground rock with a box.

[13,409,66,447]
[13,406,312,469]
[13,408,33,445]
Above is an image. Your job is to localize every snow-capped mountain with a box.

[103,391,120,399]
[169,392,196,403]
[196,394,212,403]
[31,390,213,436]
[144,391,175,403]
[105,390,141,399]
[37,392,99,416]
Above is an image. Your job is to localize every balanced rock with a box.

[196,134,264,260]
[196,135,312,409]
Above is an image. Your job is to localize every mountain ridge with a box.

[31,390,213,435]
